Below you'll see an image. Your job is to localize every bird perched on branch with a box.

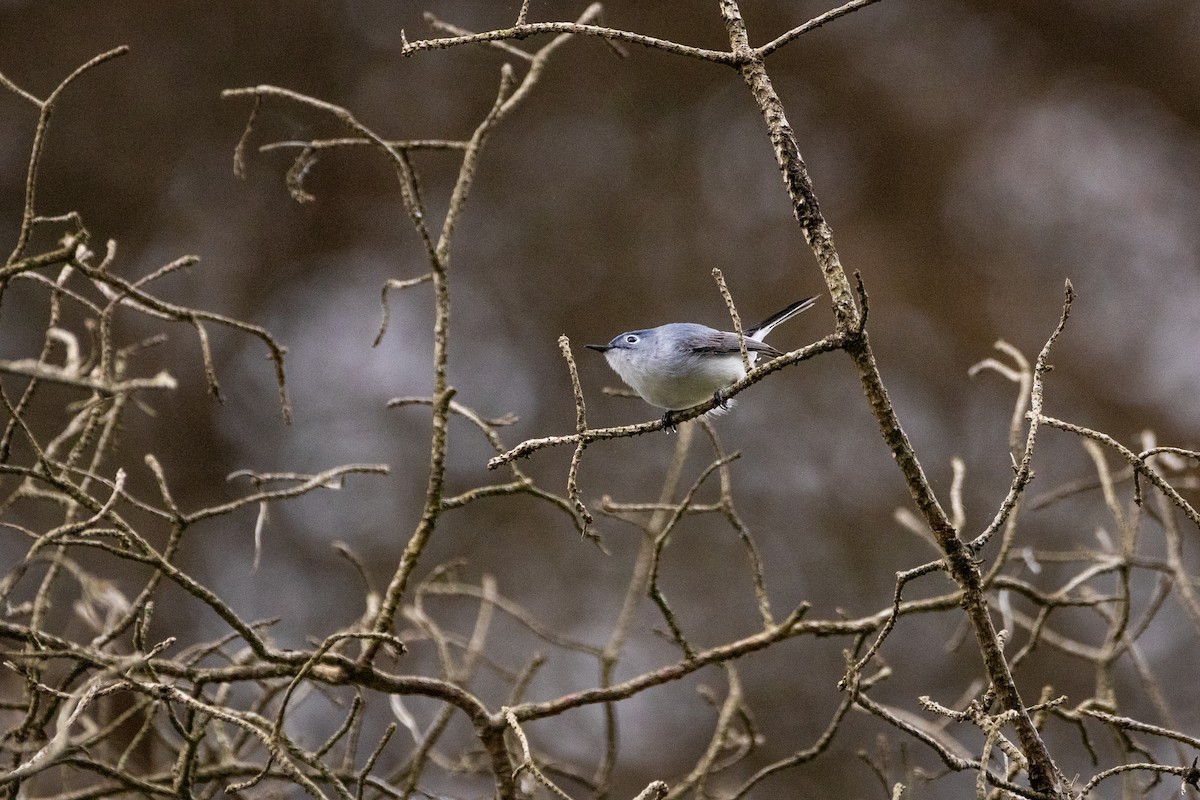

[586,295,818,426]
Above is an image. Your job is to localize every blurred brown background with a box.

[2,1,1199,797]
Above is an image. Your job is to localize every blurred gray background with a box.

[2,1,1199,797]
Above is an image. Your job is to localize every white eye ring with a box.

[625,335,639,344]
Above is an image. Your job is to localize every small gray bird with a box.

[586,296,818,423]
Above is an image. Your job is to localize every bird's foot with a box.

[660,410,678,433]
[712,389,729,411]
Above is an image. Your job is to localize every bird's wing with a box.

[677,327,781,357]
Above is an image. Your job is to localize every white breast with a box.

[605,349,746,410]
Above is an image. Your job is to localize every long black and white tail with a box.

[747,295,819,341]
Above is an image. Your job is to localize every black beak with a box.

[584,344,610,352]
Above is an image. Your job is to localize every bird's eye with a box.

[625,335,639,344]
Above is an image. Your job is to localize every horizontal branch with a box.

[402,1,881,65]
[184,464,390,524]
[1040,415,1200,531]
[402,19,735,65]
[488,333,843,468]
[1079,707,1200,749]
[0,359,176,394]
[505,587,967,724]
[258,137,469,153]
[506,605,811,723]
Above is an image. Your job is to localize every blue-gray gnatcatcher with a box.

[586,295,818,422]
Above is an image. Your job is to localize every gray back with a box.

[657,323,782,357]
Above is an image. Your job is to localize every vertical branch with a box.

[712,268,750,372]
[698,419,773,627]
[666,663,745,799]
[593,423,695,796]
[646,450,740,660]
[559,336,598,542]
[4,46,129,266]
[716,4,855,331]
[716,2,1063,794]
[364,67,515,657]
[968,339,1035,557]
[0,264,72,462]
[367,5,601,658]
[1082,439,1134,710]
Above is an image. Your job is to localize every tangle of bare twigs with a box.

[3,5,1199,800]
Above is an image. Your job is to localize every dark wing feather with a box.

[680,328,781,357]
[746,295,819,339]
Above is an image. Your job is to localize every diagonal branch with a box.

[402,9,734,64]
[716,1,1063,794]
